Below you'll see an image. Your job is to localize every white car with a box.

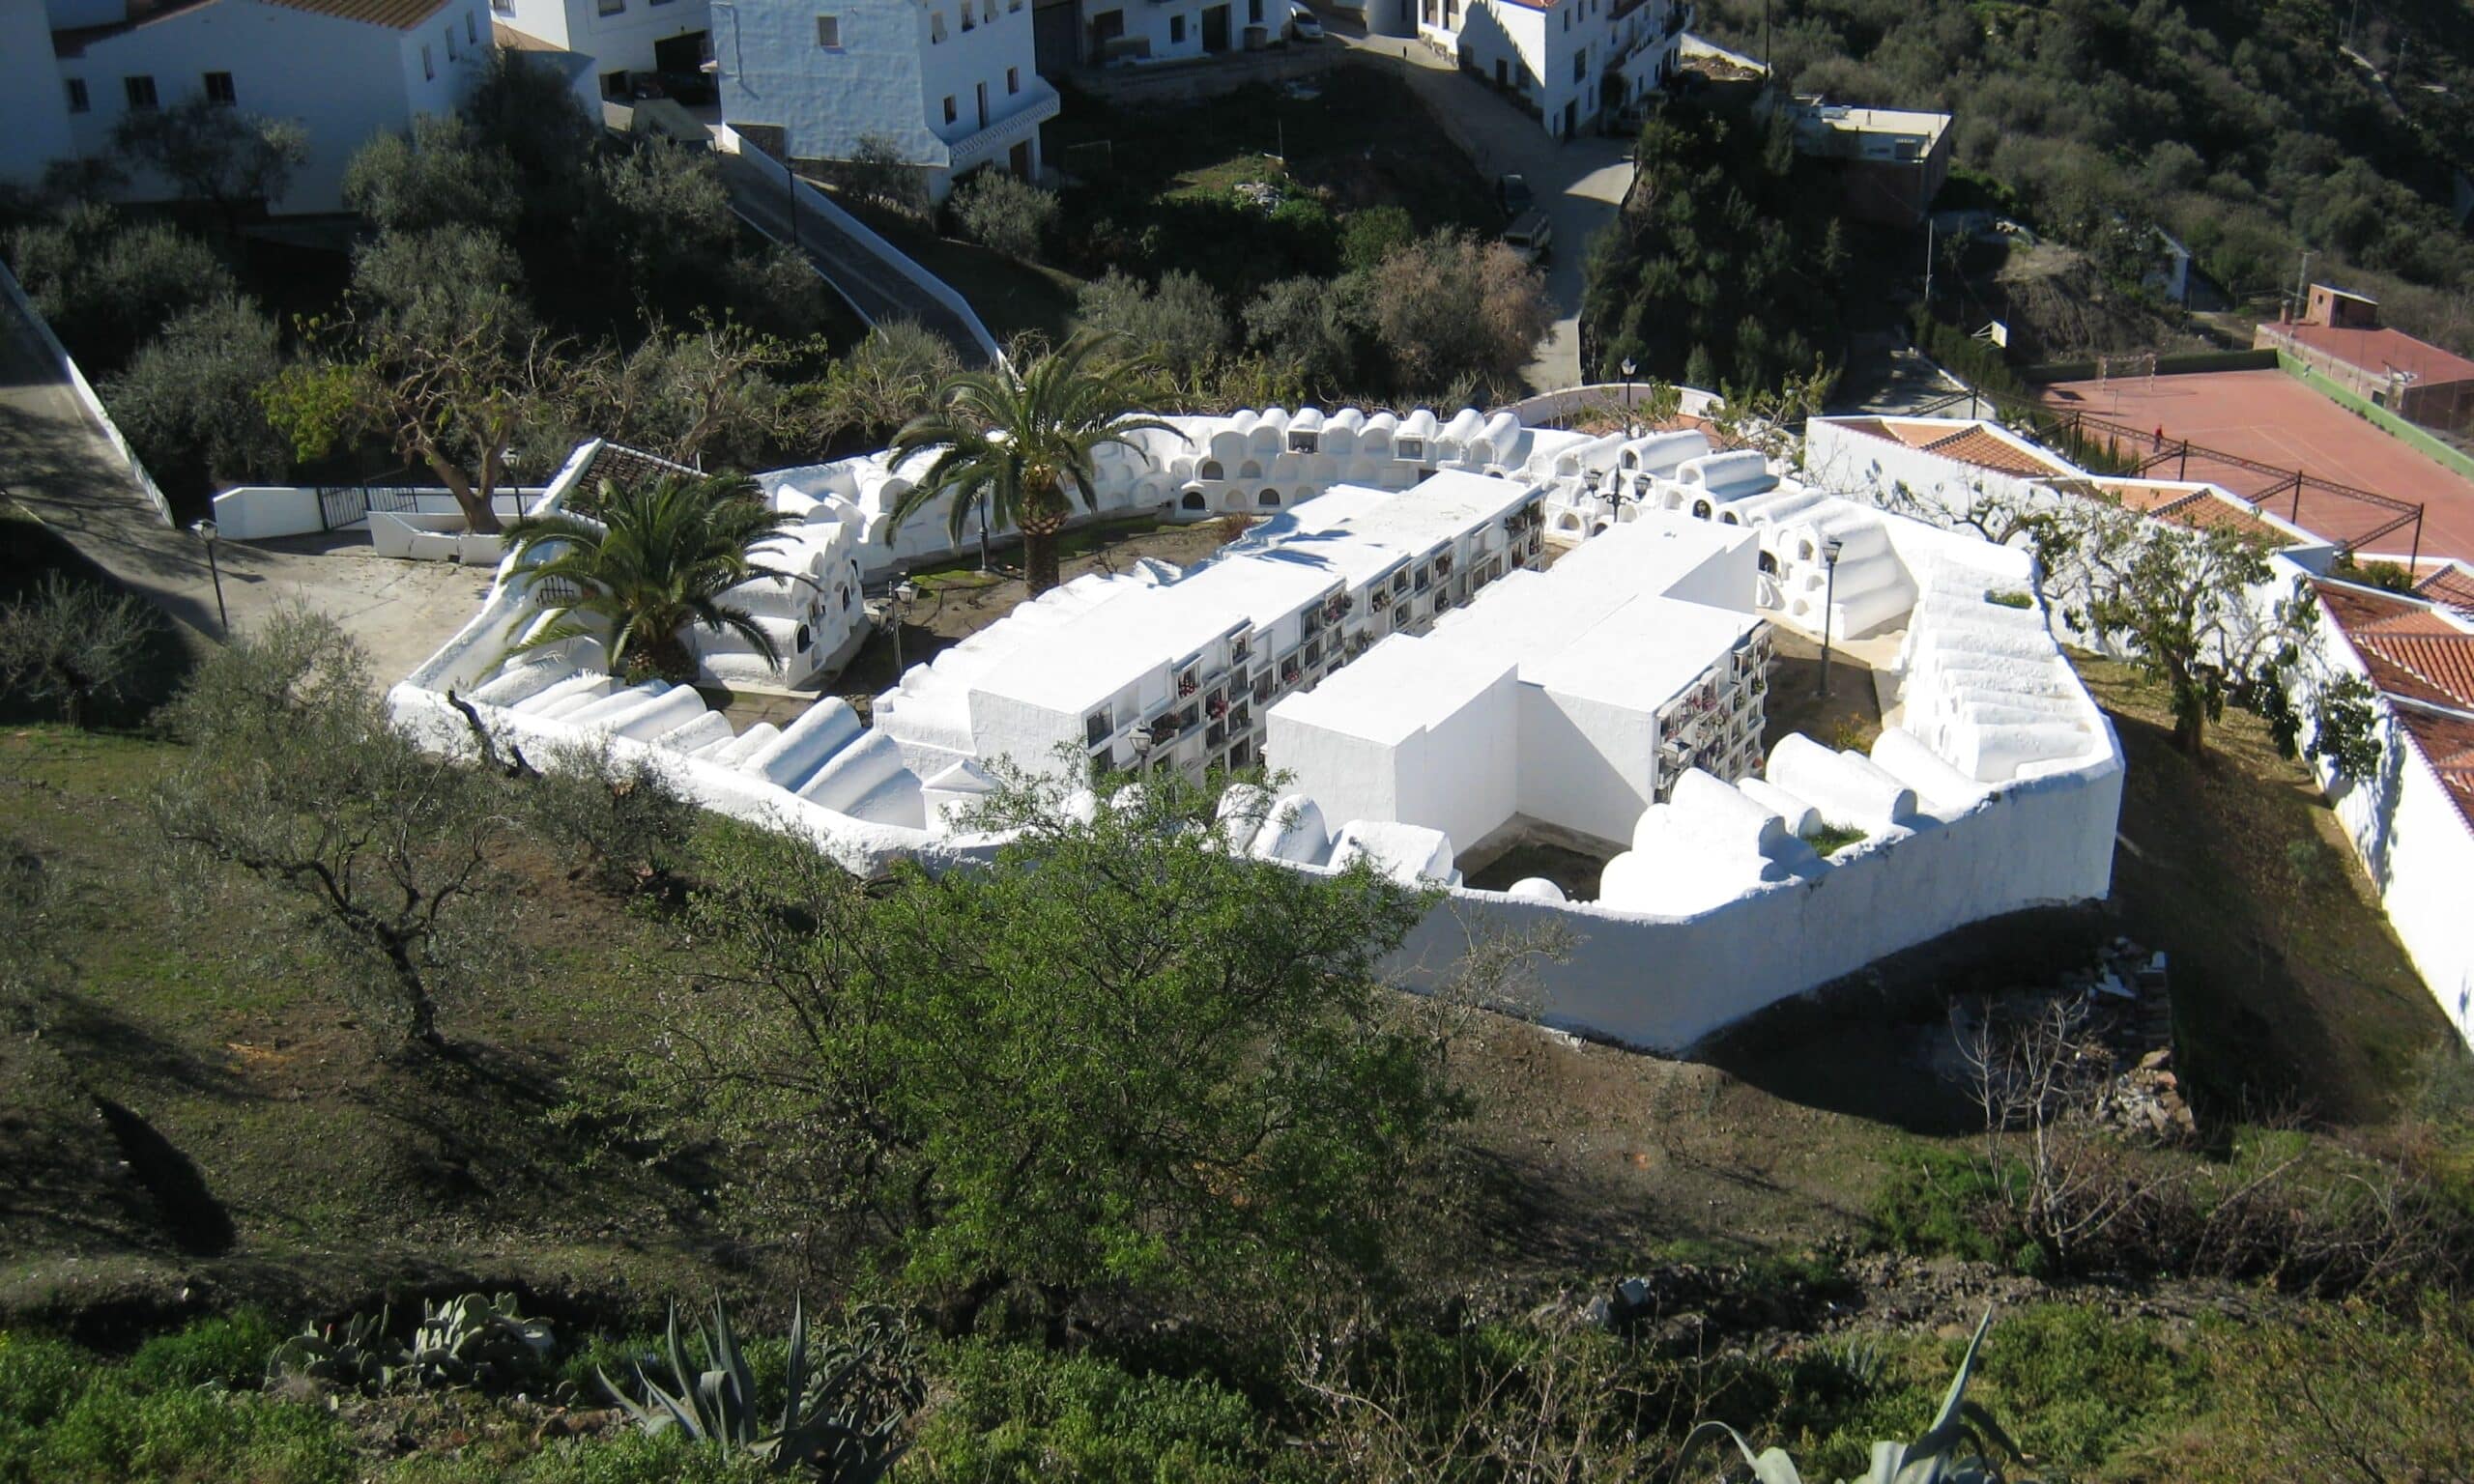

[1287,2,1324,39]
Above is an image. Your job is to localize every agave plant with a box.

[266,1306,408,1392]
[600,1297,915,1480]
[1677,1310,2030,1483]
[406,1292,556,1391]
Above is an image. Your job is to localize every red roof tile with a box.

[2415,564,2474,619]
[2282,324,2474,387]
[1919,426,2072,477]
[2315,580,2474,710]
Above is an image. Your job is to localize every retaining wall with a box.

[0,258,176,528]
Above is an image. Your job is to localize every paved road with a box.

[0,292,495,687]
[1339,33,1636,393]
[712,148,992,364]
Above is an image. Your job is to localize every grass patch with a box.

[2074,653,2447,1121]
[1804,820,1868,856]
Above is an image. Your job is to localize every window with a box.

[815,12,839,44]
[930,9,946,39]
[1006,65,1019,92]
[597,0,621,13]
[446,25,458,59]
[942,94,957,124]
[961,0,972,28]
[124,74,158,109]
[466,11,476,41]
[65,78,89,113]
[1572,47,1585,81]
[975,80,987,126]
[421,44,434,78]
[1169,13,1185,41]
[1009,0,1022,12]
[492,0,513,14]
[203,70,235,103]
[1249,0,1260,19]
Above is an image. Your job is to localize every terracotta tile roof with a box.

[2398,708,2474,831]
[259,0,451,27]
[2282,324,2474,386]
[492,19,561,48]
[2415,563,2474,619]
[1918,425,2074,477]
[2315,580,2474,710]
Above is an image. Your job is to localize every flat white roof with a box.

[1275,513,1760,738]
[970,472,1543,718]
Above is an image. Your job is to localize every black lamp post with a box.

[1815,535,1845,699]
[191,519,228,634]
[889,578,918,672]
[1621,356,1637,419]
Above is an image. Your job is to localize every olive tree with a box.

[0,573,157,729]
[604,763,1466,1330]
[150,613,517,1051]
[113,98,306,230]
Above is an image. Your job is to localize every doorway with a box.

[1202,3,1230,51]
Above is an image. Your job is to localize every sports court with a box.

[2037,368,2474,563]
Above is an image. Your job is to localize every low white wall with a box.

[369,510,505,564]
[212,486,538,541]
[0,259,176,528]
[1391,738,2123,1050]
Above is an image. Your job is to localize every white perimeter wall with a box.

[1389,736,2123,1049]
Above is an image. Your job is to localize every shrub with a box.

[0,571,158,728]
[1870,1147,2012,1264]
[524,738,703,895]
[127,1310,282,1393]
[1075,270,1230,380]
[911,1341,1263,1483]
[0,1331,89,1438]
[33,1380,353,1483]
[950,171,1059,262]
[1339,204,1414,275]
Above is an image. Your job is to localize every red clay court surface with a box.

[2037,369,2474,564]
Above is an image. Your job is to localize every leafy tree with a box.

[460,49,600,231]
[5,205,235,370]
[556,318,799,473]
[890,330,1178,595]
[1339,205,1416,275]
[151,613,516,1051]
[501,473,799,681]
[592,139,740,320]
[102,295,291,489]
[950,171,1059,262]
[263,228,565,532]
[342,115,524,238]
[829,132,929,217]
[1363,230,1551,400]
[615,765,1463,1333]
[1074,270,1230,381]
[112,98,306,230]
[800,319,962,447]
[1243,276,1361,395]
[0,573,157,729]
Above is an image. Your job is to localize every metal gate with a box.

[315,480,422,532]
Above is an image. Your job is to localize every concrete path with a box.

[711,148,992,364]
[1338,33,1636,392]
[0,292,494,687]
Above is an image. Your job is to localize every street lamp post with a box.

[191,519,228,634]
[1621,356,1637,420]
[1815,536,1845,699]
[889,578,919,673]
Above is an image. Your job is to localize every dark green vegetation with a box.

[1583,97,1851,389]
[0,54,858,518]
[3,507,2472,1478]
[1708,0,2474,352]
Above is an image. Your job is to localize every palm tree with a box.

[890,331,1181,596]
[501,473,799,682]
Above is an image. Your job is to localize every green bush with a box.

[911,1341,1263,1483]
[1869,1147,2013,1264]
[33,1379,353,1483]
[950,171,1060,263]
[126,1310,283,1393]
[506,1431,771,1484]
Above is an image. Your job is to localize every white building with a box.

[873,471,1550,793]
[712,0,1056,200]
[3,0,488,212]
[1078,0,1287,66]
[1421,0,1689,140]
[1268,511,1769,857]
[486,0,705,99]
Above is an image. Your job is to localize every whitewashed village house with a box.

[1413,0,1690,139]
[713,0,1055,201]
[0,0,488,212]
[485,0,706,101]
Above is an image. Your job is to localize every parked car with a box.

[1286,1,1324,39]
[1496,172,1533,216]
[1500,209,1552,265]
